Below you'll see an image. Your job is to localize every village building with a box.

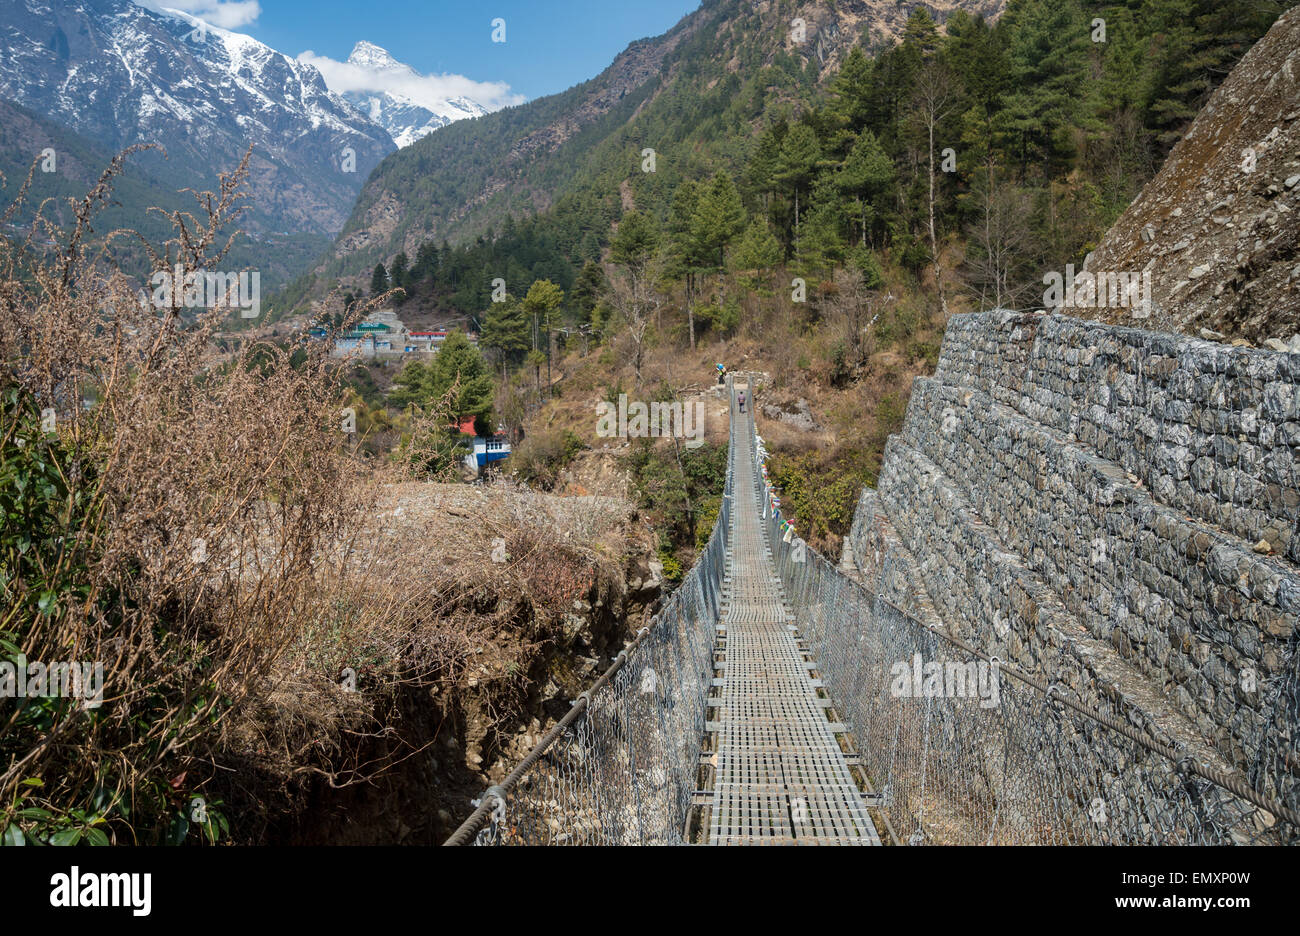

[308,309,478,360]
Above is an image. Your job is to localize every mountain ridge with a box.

[0,0,395,237]
[299,0,1008,301]
[0,94,330,292]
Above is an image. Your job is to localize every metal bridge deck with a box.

[703,390,880,845]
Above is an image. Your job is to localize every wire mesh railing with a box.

[754,418,1300,845]
[444,380,740,845]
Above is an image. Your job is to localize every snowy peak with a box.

[166,9,346,122]
[336,41,489,148]
[346,40,411,74]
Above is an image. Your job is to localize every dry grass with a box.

[0,150,646,844]
[0,149,391,841]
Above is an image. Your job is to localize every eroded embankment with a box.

[212,481,664,844]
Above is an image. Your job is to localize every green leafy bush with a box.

[629,439,727,552]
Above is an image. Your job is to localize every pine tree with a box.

[481,295,530,374]
[1144,0,1277,150]
[390,252,409,303]
[666,181,704,272]
[902,7,941,57]
[665,183,708,348]
[390,332,495,436]
[569,261,606,324]
[776,123,821,237]
[522,279,565,387]
[946,10,1010,191]
[387,360,430,410]
[691,171,746,270]
[835,129,895,247]
[611,211,661,279]
[370,262,388,296]
[995,0,1092,179]
[745,123,785,220]
[829,47,875,140]
[414,240,438,281]
[732,217,783,287]
[793,199,846,278]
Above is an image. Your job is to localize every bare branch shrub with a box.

[0,149,426,842]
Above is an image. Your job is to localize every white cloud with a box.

[135,1,263,30]
[297,50,525,113]
[129,1,522,113]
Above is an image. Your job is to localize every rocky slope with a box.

[0,96,167,219]
[1082,6,1300,346]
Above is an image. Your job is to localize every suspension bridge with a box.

[704,385,878,844]
[446,377,1299,846]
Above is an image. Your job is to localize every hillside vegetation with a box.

[291,0,1291,555]
[0,157,661,845]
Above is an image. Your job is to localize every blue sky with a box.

[152,1,702,103]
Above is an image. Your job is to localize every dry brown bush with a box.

[0,149,493,843]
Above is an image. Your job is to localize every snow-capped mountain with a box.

[339,42,488,148]
[0,0,396,236]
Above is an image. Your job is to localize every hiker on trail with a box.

[716,362,726,385]
[738,389,746,414]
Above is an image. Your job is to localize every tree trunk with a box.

[687,274,696,350]
[927,117,949,317]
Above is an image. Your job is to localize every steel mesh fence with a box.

[464,388,737,845]
[757,418,1298,845]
